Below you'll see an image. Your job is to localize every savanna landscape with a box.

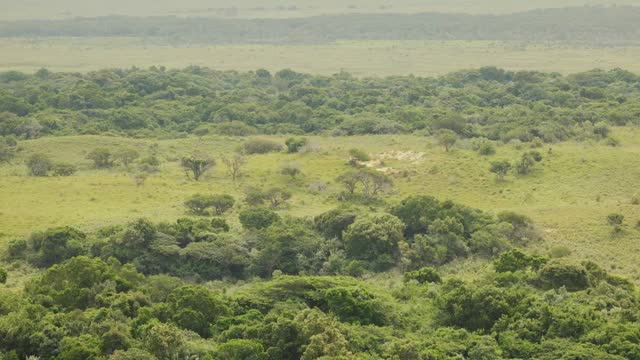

[1,1,640,359]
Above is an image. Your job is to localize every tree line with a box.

[1,6,639,44]
[0,66,636,144]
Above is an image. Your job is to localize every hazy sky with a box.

[0,0,636,20]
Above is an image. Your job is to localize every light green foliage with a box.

[86,148,113,168]
[184,194,235,216]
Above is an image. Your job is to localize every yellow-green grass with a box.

[1,0,635,20]
[1,129,640,280]
[3,38,640,76]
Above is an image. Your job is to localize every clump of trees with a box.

[242,138,283,154]
[26,153,52,176]
[336,169,393,201]
[86,148,113,168]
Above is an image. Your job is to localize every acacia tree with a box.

[490,160,511,181]
[222,153,246,182]
[437,130,458,152]
[357,169,393,198]
[181,155,215,181]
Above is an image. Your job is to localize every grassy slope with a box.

[1,0,636,20]
[2,38,640,76]
[1,129,640,280]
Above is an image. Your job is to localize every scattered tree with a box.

[222,153,246,182]
[86,148,113,168]
[437,129,458,152]
[239,207,281,230]
[280,161,302,179]
[114,147,140,166]
[53,162,77,176]
[181,155,215,181]
[490,160,511,181]
[285,137,308,153]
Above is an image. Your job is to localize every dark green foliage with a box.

[184,194,234,215]
[167,285,229,337]
[285,137,308,153]
[86,148,113,168]
[114,147,139,166]
[324,287,384,325]
[494,249,548,273]
[607,213,625,233]
[180,155,215,181]
[336,169,393,200]
[348,148,370,162]
[214,339,267,360]
[404,266,442,284]
[314,206,358,240]
[1,67,638,141]
[538,261,590,291]
[478,142,496,155]
[239,208,280,230]
[280,161,302,179]
[342,213,404,271]
[243,138,283,154]
[25,226,87,267]
[0,267,6,284]
[26,153,52,176]
[516,151,542,175]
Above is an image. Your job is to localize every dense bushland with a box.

[0,66,637,143]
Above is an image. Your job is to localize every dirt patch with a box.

[358,150,425,174]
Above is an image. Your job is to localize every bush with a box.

[478,142,496,156]
[280,161,302,179]
[549,246,572,259]
[285,137,308,153]
[216,121,258,136]
[605,137,620,147]
[404,266,442,284]
[114,147,140,166]
[86,148,113,168]
[181,155,215,181]
[184,194,235,215]
[348,148,370,162]
[0,266,6,284]
[26,153,53,176]
[239,208,280,230]
[242,138,283,154]
[53,162,77,176]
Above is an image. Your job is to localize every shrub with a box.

[280,161,302,179]
[184,194,235,215]
[216,121,257,136]
[26,153,53,176]
[494,249,548,273]
[53,162,77,176]
[239,208,281,230]
[404,266,442,284]
[478,142,496,156]
[86,148,113,168]
[348,148,370,162]
[0,266,6,284]
[285,137,308,153]
[490,160,511,181]
[242,138,283,154]
[605,137,620,147]
[549,246,572,258]
[607,213,625,233]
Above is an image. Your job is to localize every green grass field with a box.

[2,0,636,20]
[2,130,640,280]
[3,38,640,76]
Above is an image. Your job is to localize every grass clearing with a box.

[3,38,640,76]
[1,129,640,280]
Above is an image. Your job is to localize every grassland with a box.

[2,129,640,280]
[3,38,640,76]
[2,0,637,20]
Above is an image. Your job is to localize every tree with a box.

[242,138,283,154]
[356,169,393,199]
[490,160,511,181]
[181,155,215,181]
[222,153,246,182]
[342,213,405,270]
[184,194,235,215]
[86,148,113,168]
[437,129,458,152]
[239,208,280,230]
[114,147,140,166]
[0,265,6,284]
[265,187,292,209]
[285,137,308,153]
[26,153,53,176]
[493,249,548,273]
[515,152,537,175]
[336,171,360,197]
[0,136,17,163]
[280,161,302,179]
